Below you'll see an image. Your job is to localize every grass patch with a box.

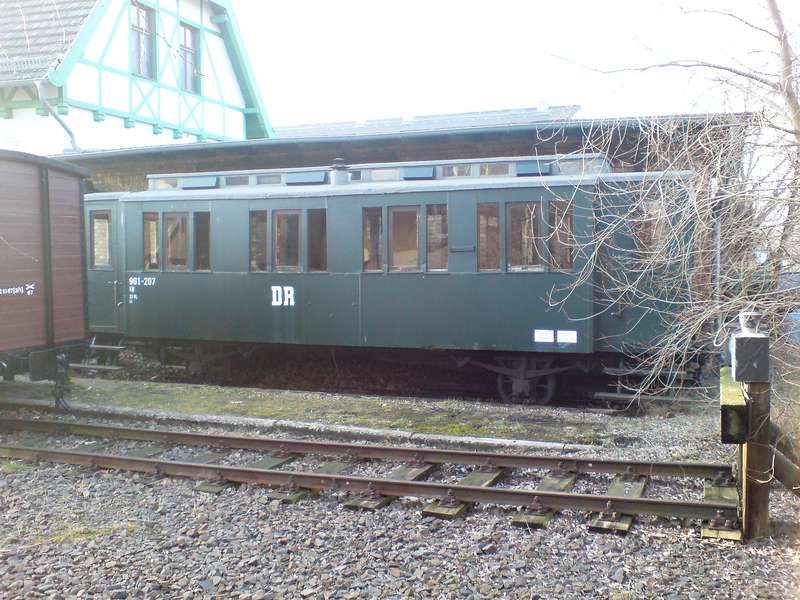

[1,461,28,474]
[720,366,741,402]
[41,522,137,545]
[1,378,610,443]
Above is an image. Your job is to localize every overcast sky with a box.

[231,0,800,127]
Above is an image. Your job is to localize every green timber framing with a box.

[0,0,273,140]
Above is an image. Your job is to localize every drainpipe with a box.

[35,80,80,152]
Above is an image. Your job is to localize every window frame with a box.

[193,211,211,272]
[477,202,501,272]
[249,210,269,272]
[362,206,384,272]
[163,212,189,272]
[425,204,448,272]
[505,201,546,272]
[307,208,328,273]
[143,212,160,271]
[548,198,574,271]
[89,210,112,270]
[179,22,200,94]
[131,1,156,80]
[272,209,301,272]
[389,205,421,272]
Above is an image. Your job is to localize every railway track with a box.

[0,417,741,538]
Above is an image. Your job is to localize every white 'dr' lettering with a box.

[283,286,295,306]
[271,285,295,307]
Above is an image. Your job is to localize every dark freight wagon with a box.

[84,154,691,404]
[0,150,89,400]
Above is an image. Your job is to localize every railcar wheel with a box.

[495,356,558,405]
[530,374,556,406]
[496,373,516,403]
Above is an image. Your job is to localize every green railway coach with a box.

[84,154,680,404]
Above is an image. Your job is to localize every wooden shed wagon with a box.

[0,150,89,396]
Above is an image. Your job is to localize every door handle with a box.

[108,280,123,308]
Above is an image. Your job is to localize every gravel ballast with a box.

[1,409,799,598]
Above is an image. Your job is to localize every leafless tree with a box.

[552,1,800,441]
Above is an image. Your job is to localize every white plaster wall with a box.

[84,0,129,71]
[0,107,198,155]
[0,108,68,155]
[69,62,100,105]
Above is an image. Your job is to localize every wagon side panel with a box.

[49,170,86,344]
[0,159,47,352]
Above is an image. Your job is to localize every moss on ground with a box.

[1,461,27,474]
[0,378,609,443]
[720,366,740,402]
[38,522,137,545]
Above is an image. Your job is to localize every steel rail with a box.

[0,444,737,521]
[0,418,731,478]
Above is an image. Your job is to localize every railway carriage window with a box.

[143,212,160,271]
[362,207,383,271]
[441,164,471,178]
[90,211,111,268]
[389,207,419,271]
[507,202,544,271]
[164,213,189,270]
[273,211,300,271]
[477,203,500,271]
[194,212,211,271]
[249,211,268,271]
[635,199,669,250]
[479,163,510,177]
[549,199,573,270]
[426,205,448,271]
[308,209,327,272]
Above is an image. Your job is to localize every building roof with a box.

[273,106,580,138]
[57,110,749,162]
[0,0,97,86]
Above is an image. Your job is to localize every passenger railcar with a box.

[84,154,672,404]
[0,150,89,404]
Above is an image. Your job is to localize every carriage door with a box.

[86,202,124,333]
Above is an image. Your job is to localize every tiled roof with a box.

[0,0,97,85]
[273,106,580,138]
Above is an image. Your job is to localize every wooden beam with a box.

[741,382,772,539]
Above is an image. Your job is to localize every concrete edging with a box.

[1,398,597,453]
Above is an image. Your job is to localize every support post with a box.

[730,310,772,540]
[741,381,772,539]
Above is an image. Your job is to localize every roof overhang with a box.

[54,112,754,163]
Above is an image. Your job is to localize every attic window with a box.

[181,176,219,190]
[517,161,552,176]
[257,174,282,185]
[285,171,327,185]
[479,163,510,177]
[367,168,400,182]
[153,178,178,190]
[225,175,250,187]
[131,2,156,79]
[441,164,471,178]
[403,166,435,180]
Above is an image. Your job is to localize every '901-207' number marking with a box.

[128,276,157,287]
